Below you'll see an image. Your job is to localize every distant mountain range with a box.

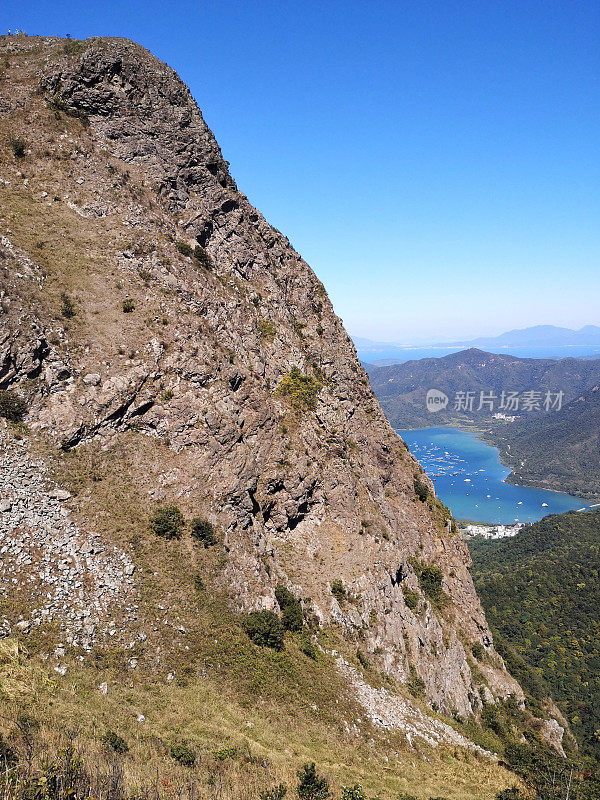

[367,348,600,497]
[354,325,600,365]
[464,324,600,348]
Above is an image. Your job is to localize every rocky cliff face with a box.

[0,34,523,723]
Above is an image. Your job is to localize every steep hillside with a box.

[470,510,600,773]
[367,348,600,430]
[496,387,600,497]
[0,33,564,798]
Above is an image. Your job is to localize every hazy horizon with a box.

[351,323,600,348]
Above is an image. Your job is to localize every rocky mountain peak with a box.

[1,34,527,731]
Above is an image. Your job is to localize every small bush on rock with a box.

[410,559,449,608]
[413,475,429,502]
[149,505,185,539]
[176,241,193,257]
[402,585,420,611]
[214,746,237,761]
[193,244,213,269]
[194,574,205,591]
[407,663,426,698]
[242,610,284,651]
[275,584,304,632]
[0,390,27,422]
[299,631,317,660]
[275,367,322,412]
[10,138,26,158]
[356,649,369,669]
[122,298,135,313]
[471,642,485,661]
[258,320,276,339]
[330,579,347,604]
[191,517,216,547]
[340,786,366,800]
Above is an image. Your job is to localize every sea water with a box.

[398,426,590,524]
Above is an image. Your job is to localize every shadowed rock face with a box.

[0,34,523,717]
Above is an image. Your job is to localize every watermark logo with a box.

[426,388,449,413]
[425,388,564,413]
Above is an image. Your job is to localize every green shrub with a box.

[340,786,366,800]
[275,367,322,412]
[193,244,213,269]
[260,784,288,800]
[100,730,128,754]
[411,559,448,607]
[419,565,444,600]
[10,138,26,158]
[275,584,304,632]
[194,574,204,591]
[397,794,418,800]
[471,642,485,661]
[60,292,75,319]
[298,632,317,660]
[122,298,135,313]
[330,579,347,604]
[242,610,285,650]
[258,320,276,339]
[176,241,194,257]
[413,475,429,502]
[482,704,507,738]
[190,517,216,547]
[170,742,196,766]
[356,649,369,669]
[0,390,27,422]
[214,745,238,761]
[407,663,426,698]
[296,763,330,800]
[149,505,185,539]
[402,585,420,611]
[63,39,87,56]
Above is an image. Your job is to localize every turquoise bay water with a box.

[398,426,591,524]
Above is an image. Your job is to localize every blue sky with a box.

[3,1,599,343]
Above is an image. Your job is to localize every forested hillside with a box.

[367,348,600,429]
[470,510,600,762]
[497,388,600,498]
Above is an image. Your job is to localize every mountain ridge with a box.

[354,324,600,356]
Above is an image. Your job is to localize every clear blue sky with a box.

[3,1,599,343]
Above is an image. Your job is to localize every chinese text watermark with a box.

[426,388,564,413]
